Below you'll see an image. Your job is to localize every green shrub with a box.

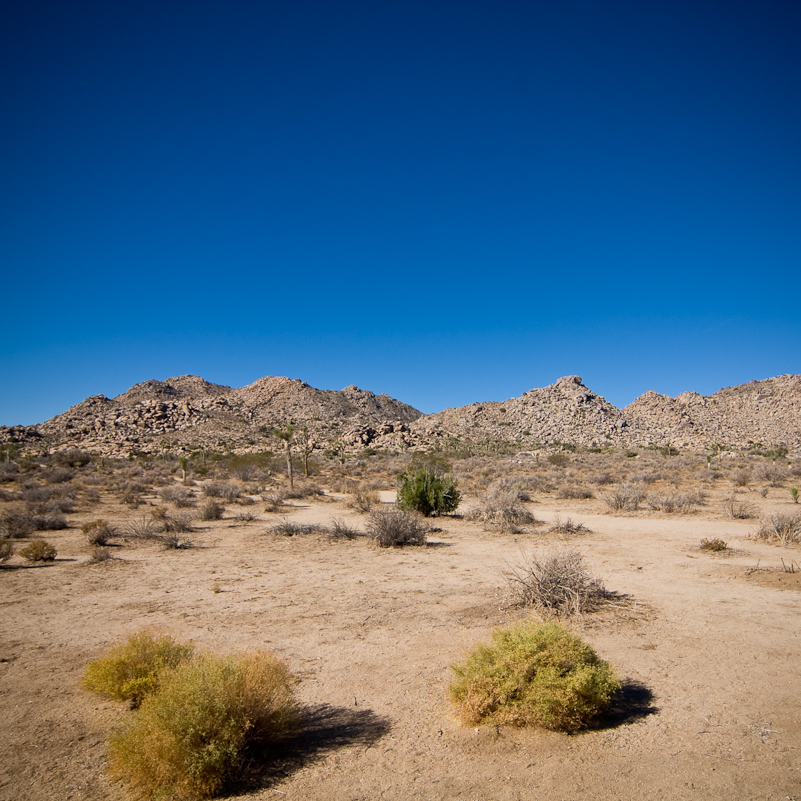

[19,539,57,562]
[449,620,621,732]
[396,468,460,517]
[83,631,194,708]
[108,650,297,800]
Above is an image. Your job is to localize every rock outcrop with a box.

[1,373,799,457]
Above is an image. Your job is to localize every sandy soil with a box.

[1,487,799,801]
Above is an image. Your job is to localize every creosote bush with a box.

[449,620,621,732]
[396,468,460,517]
[83,631,194,708]
[19,539,57,562]
[107,649,297,800]
[367,507,427,547]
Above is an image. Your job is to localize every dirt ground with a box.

[1,475,800,801]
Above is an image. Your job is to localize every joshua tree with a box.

[271,424,295,489]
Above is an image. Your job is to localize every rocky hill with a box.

[0,375,422,457]
[1,373,799,457]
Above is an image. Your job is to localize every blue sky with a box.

[2,0,799,425]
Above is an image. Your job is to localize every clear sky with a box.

[2,0,799,425]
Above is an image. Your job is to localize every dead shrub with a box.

[503,549,606,615]
[556,485,593,500]
[589,471,614,486]
[123,515,160,541]
[468,479,538,534]
[0,509,36,539]
[732,468,751,487]
[549,515,591,535]
[87,547,116,564]
[203,480,243,501]
[82,519,116,546]
[349,485,380,513]
[600,484,645,511]
[283,480,325,500]
[646,492,704,513]
[199,500,225,520]
[366,508,427,547]
[722,495,757,520]
[159,485,196,508]
[267,518,324,537]
[328,517,360,540]
[262,492,287,513]
[751,512,801,545]
[754,462,788,486]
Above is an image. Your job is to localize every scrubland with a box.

[1,444,800,800]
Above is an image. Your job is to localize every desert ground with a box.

[1,449,799,801]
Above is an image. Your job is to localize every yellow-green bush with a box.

[449,620,620,732]
[108,650,297,800]
[83,631,194,708]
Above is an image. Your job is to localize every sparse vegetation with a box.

[199,499,225,520]
[348,484,380,513]
[0,539,13,562]
[549,515,591,536]
[467,478,537,534]
[449,620,621,732]
[600,484,645,511]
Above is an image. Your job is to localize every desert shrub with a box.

[396,468,460,517]
[83,631,194,708]
[199,500,225,521]
[19,539,57,562]
[87,547,115,564]
[31,508,69,530]
[645,492,703,513]
[367,508,427,547]
[53,448,92,468]
[556,485,593,500]
[43,466,76,484]
[600,484,645,511]
[0,509,36,539]
[267,518,324,537]
[449,620,621,732]
[721,495,757,520]
[153,508,195,533]
[262,492,287,513]
[203,480,244,501]
[348,485,380,513]
[588,471,614,486]
[732,468,751,487]
[549,515,591,536]
[700,537,728,552]
[123,515,160,541]
[0,539,12,562]
[547,453,569,466]
[120,481,146,507]
[328,517,360,540]
[504,549,604,615]
[82,519,116,546]
[754,462,788,486]
[108,650,297,800]
[752,512,801,545]
[233,509,259,523]
[283,480,325,500]
[160,531,194,549]
[519,474,554,494]
[467,479,537,534]
[790,487,799,504]
[160,485,196,508]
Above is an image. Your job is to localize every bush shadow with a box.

[231,703,391,794]
[590,678,659,730]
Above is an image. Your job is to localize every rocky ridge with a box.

[1,373,799,457]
